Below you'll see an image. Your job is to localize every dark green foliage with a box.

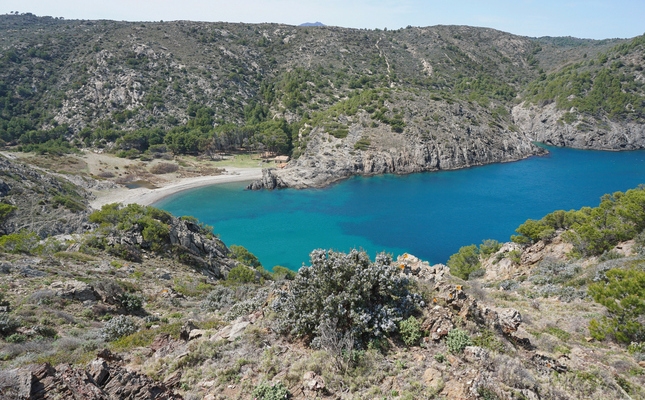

[0,314,20,337]
[447,244,481,280]
[511,187,645,257]
[353,136,371,151]
[273,249,422,347]
[226,265,256,283]
[0,231,40,254]
[588,268,645,343]
[117,293,144,313]
[479,239,501,256]
[251,381,291,400]
[399,316,422,346]
[229,245,262,269]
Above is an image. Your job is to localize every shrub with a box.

[251,381,291,400]
[479,239,501,256]
[117,293,143,313]
[202,285,235,311]
[634,230,645,255]
[0,231,40,254]
[447,244,481,280]
[149,162,179,174]
[0,314,20,337]
[108,244,142,262]
[52,195,85,212]
[101,315,139,341]
[272,249,423,346]
[446,328,471,354]
[33,325,58,338]
[272,265,296,280]
[224,287,270,321]
[5,333,26,343]
[399,316,422,346]
[588,268,645,343]
[227,265,256,283]
[354,136,371,151]
[229,245,262,269]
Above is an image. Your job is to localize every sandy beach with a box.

[90,167,262,209]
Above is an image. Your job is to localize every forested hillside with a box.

[0,13,635,158]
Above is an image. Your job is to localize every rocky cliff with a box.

[249,95,545,189]
[513,102,645,150]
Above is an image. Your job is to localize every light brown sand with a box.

[89,167,262,209]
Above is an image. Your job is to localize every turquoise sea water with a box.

[155,146,645,270]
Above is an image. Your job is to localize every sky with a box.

[1,0,643,40]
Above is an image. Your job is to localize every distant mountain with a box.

[299,21,325,27]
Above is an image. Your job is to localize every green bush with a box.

[0,314,20,337]
[447,244,481,280]
[251,381,291,400]
[52,195,85,212]
[5,333,26,343]
[273,249,422,346]
[230,245,262,269]
[479,239,501,256]
[399,316,422,346]
[0,231,40,254]
[588,268,645,343]
[446,328,471,354]
[117,293,143,313]
[509,187,645,257]
[33,325,57,338]
[272,265,296,280]
[354,136,371,150]
[227,265,256,283]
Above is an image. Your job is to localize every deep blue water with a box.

[155,146,645,270]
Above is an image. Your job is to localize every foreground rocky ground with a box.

[1,238,644,399]
[1,154,644,400]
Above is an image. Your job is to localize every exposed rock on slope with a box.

[0,155,92,237]
[513,103,645,150]
[249,98,545,189]
[1,353,182,399]
[93,206,239,279]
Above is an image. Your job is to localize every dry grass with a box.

[149,162,179,174]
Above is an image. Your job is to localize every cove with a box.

[155,146,645,270]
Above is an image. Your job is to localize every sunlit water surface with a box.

[156,146,645,270]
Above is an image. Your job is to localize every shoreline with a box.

[89,167,262,209]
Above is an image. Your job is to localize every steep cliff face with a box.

[249,96,545,189]
[513,103,645,150]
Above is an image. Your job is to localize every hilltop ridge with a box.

[1,13,643,188]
